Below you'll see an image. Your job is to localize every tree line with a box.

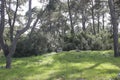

[0,0,120,69]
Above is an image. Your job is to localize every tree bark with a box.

[97,12,100,33]
[102,13,105,30]
[0,0,32,69]
[0,0,6,56]
[91,0,96,35]
[10,0,19,42]
[29,7,47,37]
[6,54,12,68]
[108,0,119,57]
[5,33,19,68]
[67,0,74,38]
[82,9,86,31]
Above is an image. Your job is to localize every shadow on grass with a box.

[46,62,119,80]
[52,51,119,66]
[0,50,120,80]
[46,62,101,80]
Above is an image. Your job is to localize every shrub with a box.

[14,33,49,57]
[63,31,113,51]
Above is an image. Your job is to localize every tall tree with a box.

[67,0,74,38]
[108,0,119,57]
[0,0,7,57]
[0,0,32,68]
[102,12,105,30]
[80,0,88,31]
[97,11,100,33]
[91,0,96,35]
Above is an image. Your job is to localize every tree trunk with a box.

[91,0,96,35]
[102,13,105,30]
[67,0,74,38]
[97,12,100,33]
[108,0,119,57]
[6,54,12,69]
[9,0,19,42]
[3,45,9,57]
[82,9,86,31]
[5,33,19,69]
[0,0,9,58]
[0,0,32,69]
[0,0,11,69]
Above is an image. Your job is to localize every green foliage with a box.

[63,43,76,51]
[14,37,37,57]
[63,31,113,51]
[14,33,49,57]
[118,38,120,53]
[0,50,120,80]
[0,50,4,57]
[63,36,76,51]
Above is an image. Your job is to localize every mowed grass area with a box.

[0,50,120,80]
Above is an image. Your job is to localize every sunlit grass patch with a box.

[0,50,120,80]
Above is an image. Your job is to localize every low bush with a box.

[14,33,49,57]
[63,31,113,51]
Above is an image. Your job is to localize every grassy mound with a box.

[0,50,120,80]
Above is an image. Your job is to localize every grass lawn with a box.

[0,50,120,80]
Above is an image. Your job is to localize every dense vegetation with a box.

[0,1,120,80]
[13,31,113,58]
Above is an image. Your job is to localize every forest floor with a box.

[0,50,120,80]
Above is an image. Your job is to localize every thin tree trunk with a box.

[108,0,119,57]
[29,7,46,38]
[91,0,96,35]
[102,13,105,30]
[97,12,100,33]
[0,0,5,37]
[10,0,19,42]
[82,10,86,31]
[67,0,74,38]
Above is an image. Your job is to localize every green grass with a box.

[0,50,120,80]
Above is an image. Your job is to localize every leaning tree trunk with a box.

[108,0,119,57]
[5,35,18,68]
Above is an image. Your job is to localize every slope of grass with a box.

[0,50,120,80]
